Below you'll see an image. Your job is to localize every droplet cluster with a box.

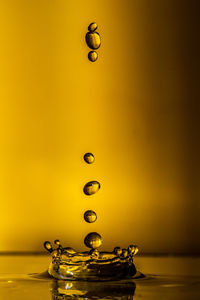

[85,22,101,62]
[83,153,102,249]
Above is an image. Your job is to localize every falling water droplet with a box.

[88,51,98,62]
[88,22,98,32]
[85,32,101,50]
[84,210,97,223]
[84,153,95,164]
[83,181,100,195]
[84,232,103,249]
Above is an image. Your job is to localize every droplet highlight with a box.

[88,51,98,62]
[83,181,100,195]
[84,152,95,164]
[84,210,97,223]
[84,232,103,249]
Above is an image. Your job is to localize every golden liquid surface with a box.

[0,256,200,300]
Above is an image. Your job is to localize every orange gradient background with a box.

[0,0,199,254]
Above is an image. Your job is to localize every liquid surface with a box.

[0,256,200,300]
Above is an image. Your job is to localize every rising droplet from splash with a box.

[84,152,95,164]
[54,239,60,246]
[83,181,100,195]
[44,241,53,253]
[84,232,103,249]
[84,210,97,223]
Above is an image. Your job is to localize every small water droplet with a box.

[84,210,97,223]
[89,248,100,259]
[83,181,100,195]
[88,22,98,32]
[88,51,98,62]
[128,245,139,255]
[113,247,122,256]
[84,232,103,249]
[84,153,95,164]
[44,241,53,253]
[54,239,60,246]
[85,32,101,50]
[122,249,128,257]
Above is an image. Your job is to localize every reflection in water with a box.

[51,280,136,300]
[1,257,200,300]
[1,271,200,300]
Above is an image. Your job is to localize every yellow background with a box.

[0,0,199,254]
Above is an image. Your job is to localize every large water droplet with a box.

[84,232,102,249]
[83,181,100,195]
[84,153,95,164]
[84,210,97,223]
[85,32,101,50]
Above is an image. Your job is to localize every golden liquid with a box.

[0,256,200,300]
[0,0,199,254]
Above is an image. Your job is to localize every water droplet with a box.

[128,245,139,255]
[44,241,53,253]
[88,22,98,32]
[88,51,98,62]
[84,152,95,164]
[84,232,103,249]
[122,249,128,258]
[89,248,100,259]
[54,239,60,246]
[85,32,101,50]
[84,210,97,223]
[113,246,122,256]
[83,181,100,195]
